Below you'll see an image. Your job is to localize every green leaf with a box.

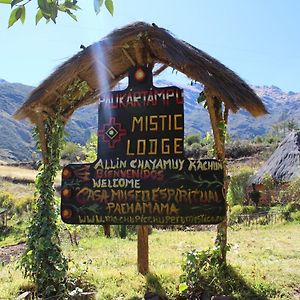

[64,0,79,10]
[50,3,58,23]
[8,6,22,27]
[35,9,43,25]
[58,4,67,12]
[218,121,226,131]
[66,10,77,21]
[94,0,104,15]
[0,0,11,4]
[197,91,206,103]
[105,0,113,15]
[20,5,25,24]
[37,0,48,11]
[179,282,188,293]
[11,0,22,8]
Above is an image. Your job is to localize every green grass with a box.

[1,224,299,299]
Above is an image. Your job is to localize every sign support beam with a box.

[205,88,228,263]
[137,225,149,274]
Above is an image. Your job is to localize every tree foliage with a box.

[83,132,97,163]
[0,0,114,27]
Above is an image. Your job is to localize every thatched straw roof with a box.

[14,22,267,123]
[251,131,300,184]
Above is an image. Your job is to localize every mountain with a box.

[0,80,35,161]
[0,78,299,161]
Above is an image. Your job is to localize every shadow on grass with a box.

[179,265,280,300]
[128,272,168,300]
[128,266,282,300]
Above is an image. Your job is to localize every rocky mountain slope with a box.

[0,78,299,161]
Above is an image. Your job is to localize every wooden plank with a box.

[122,48,136,66]
[16,291,31,300]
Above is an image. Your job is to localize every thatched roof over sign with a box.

[251,131,300,184]
[14,22,267,123]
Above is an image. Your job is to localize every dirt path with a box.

[0,242,25,264]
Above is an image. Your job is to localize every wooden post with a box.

[37,120,48,165]
[137,225,149,274]
[133,41,150,275]
[205,88,228,263]
[103,224,111,238]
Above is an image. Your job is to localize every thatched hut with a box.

[250,131,300,204]
[252,131,300,184]
[14,22,267,123]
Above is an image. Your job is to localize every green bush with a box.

[83,133,97,163]
[185,133,201,146]
[14,196,34,216]
[283,201,300,213]
[225,141,258,159]
[229,205,256,223]
[291,211,300,222]
[179,246,227,298]
[279,177,300,204]
[61,141,83,162]
[0,191,15,211]
[0,191,34,216]
[178,245,280,299]
[227,166,254,206]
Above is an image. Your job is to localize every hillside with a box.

[0,78,299,161]
[0,80,34,161]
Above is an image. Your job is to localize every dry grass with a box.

[0,165,37,182]
[0,165,61,186]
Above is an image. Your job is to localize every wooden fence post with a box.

[137,225,149,274]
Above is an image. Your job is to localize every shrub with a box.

[0,191,34,216]
[184,143,209,159]
[0,191,15,211]
[291,211,300,222]
[261,173,276,191]
[179,246,227,298]
[283,201,300,213]
[61,141,84,162]
[14,196,34,216]
[185,133,201,146]
[227,166,254,206]
[178,245,280,299]
[83,133,97,163]
[225,141,258,159]
[229,205,256,224]
[279,177,300,204]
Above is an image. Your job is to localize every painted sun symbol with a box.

[134,67,145,81]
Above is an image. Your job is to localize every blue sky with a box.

[1,0,300,92]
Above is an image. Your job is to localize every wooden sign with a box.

[61,66,225,225]
[97,66,184,159]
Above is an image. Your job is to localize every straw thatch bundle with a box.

[251,131,300,184]
[14,22,267,123]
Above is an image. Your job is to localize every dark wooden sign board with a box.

[61,66,225,225]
